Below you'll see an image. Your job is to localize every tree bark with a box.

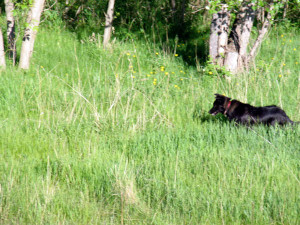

[256,6,265,27]
[0,28,6,69]
[283,0,288,19]
[19,0,46,69]
[209,5,230,66]
[224,2,255,72]
[4,0,16,65]
[103,0,115,48]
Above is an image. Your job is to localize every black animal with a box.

[209,94,296,126]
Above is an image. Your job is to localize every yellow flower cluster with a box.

[153,78,157,85]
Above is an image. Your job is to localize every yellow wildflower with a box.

[175,54,178,57]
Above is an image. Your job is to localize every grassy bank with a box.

[0,27,299,224]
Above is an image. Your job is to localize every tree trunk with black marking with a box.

[103,0,115,48]
[224,2,255,72]
[209,2,268,74]
[5,0,16,65]
[209,4,230,66]
[19,0,45,69]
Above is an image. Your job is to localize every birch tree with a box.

[19,0,46,69]
[209,4,230,66]
[0,28,6,69]
[5,0,16,65]
[224,2,255,72]
[208,0,280,73]
[103,0,115,48]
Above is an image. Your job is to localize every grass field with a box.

[0,26,299,224]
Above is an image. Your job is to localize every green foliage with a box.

[12,0,32,29]
[203,58,232,78]
[206,0,292,23]
[0,26,299,223]
[44,0,107,31]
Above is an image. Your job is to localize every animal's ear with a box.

[214,93,231,101]
[214,93,223,98]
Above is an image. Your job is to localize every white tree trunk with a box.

[0,28,6,69]
[19,0,45,69]
[103,0,115,48]
[209,5,230,66]
[5,0,16,65]
[224,2,255,73]
[224,52,238,72]
[209,13,219,61]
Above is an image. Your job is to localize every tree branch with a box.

[248,2,274,63]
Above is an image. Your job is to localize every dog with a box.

[209,94,296,125]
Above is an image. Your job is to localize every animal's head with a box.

[209,94,231,115]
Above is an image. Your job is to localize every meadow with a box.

[0,25,299,224]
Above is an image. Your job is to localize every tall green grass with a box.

[0,27,299,224]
